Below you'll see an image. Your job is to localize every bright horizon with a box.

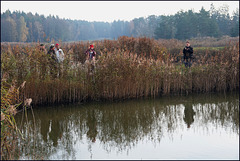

[1,1,239,22]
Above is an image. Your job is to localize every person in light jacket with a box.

[55,43,65,63]
[55,43,65,77]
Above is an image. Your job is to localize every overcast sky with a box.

[1,1,239,22]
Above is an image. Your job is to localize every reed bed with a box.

[1,37,239,106]
[1,74,30,159]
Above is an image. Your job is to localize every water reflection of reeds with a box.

[193,101,239,135]
[15,92,239,159]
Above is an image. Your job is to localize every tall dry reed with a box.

[1,37,239,105]
[1,74,32,160]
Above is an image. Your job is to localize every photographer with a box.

[183,41,193,68]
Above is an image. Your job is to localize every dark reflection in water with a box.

[15,92,239,159]
[183,103,196,128]
[86,109,98,143]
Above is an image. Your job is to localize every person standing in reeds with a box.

[47,44,58,78]
[55,43,65,63]
[47,44,57,61]
[183,41,193,68]
[85,44,96,61]
[85,44,97,73]
[39,43,46,53]
[55,43,65,77]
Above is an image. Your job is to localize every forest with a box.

[1,4,239,42]
[1,3,239,159]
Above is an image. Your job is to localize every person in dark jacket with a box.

[183,41,193,68]
[85,44,97,74]
[47,44,57,62]
[47,44,58,78]
[39,43,46,53]
[85,44,96,61]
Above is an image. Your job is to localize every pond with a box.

[15,92,239,160]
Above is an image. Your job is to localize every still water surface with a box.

[16,92,239,160]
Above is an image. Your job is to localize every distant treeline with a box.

[1,4,239,42]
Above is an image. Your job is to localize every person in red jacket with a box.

[85,44,96,61]
[85,44,97,74]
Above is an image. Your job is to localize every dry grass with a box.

[1,36,239,105]
[1,75,28,159]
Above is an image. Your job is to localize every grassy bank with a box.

[1,37,239,106]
